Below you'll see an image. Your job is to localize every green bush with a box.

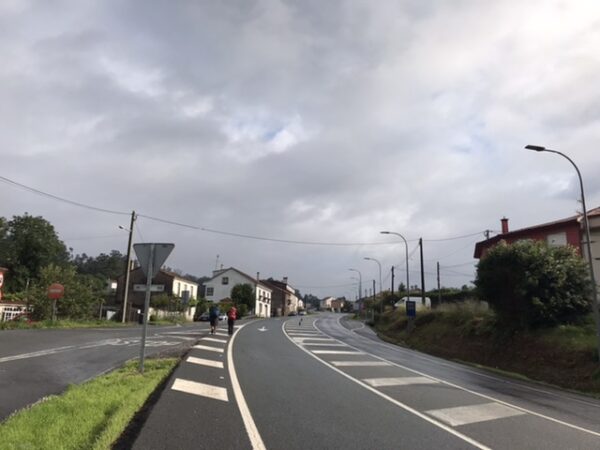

[475,240,591,329]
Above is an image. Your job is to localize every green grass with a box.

[0,319,136,330]
[0,358,177,450]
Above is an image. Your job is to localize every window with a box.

[222,277,229,285]
[206,287,214,296]
[547,232,567,247]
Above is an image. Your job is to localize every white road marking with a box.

[364,377,439,387]
[301,342,347,347]
[327,316,600,439]
[203,337,228,344]
[193,345,224,353]
[283,322,491,450]
[0,345,76,363]
[292,337,336,342]
[426,403,525,427]
[228,323,267,450]
[186,356,224,369]
[331,361,391,367]
[312,350,362,355]
[171,378,228,402]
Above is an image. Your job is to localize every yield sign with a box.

[133,243,174,279]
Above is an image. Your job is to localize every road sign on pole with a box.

[134,243,174,279]
[133,243,174,374]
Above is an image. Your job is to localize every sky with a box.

[2,0,600,299]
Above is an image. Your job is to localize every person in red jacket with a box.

[227,306,237,335]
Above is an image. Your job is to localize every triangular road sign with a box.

[134,243,174,279]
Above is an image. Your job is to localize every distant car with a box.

[288,311,297,316]
[219,313,227,321]
[299,311,306,316]
[195,312,210,322]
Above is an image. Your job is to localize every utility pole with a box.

[391,266,395,298]
[437,261,442,307]
[484,229,491,240]
[419,238,425,307]
[122,210,136,323]
[372,280,376,301]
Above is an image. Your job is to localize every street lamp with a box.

[364,257,383,314]
[119,211,136,323]
[349,268,362,313]
[525,144,600,362]
[380,231,409,302]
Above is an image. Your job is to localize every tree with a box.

[475,240,591,329]
[28,264,104,320]
[0,214,70,292]
[231,283,254,309]
[73,250,125,280]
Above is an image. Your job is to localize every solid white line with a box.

[0,345,76,363]
[426,403,525,427]
[283,322,490,450]
[186,356,224,369]
[171,378,228,402]
[203,337,228,343]
[364,377,439,387]
[312,350,362,355]
[331,361,391,367]
[193,345,224,353]
[228,323,266,450]
[326,316,600,438]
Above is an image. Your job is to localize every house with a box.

[320,296,335,310]
[331,298,345,312]
[203,267,272,318]
[116,268,199,321]
[474,208,600,282]
[261,277,301,316]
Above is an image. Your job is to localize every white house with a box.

[203,267,272,318]
[320,296,335,310]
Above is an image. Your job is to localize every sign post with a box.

[47,283,65,321]
[406,300,416,332]
[133,243,174,374]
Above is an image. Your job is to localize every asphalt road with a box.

[228,313,600,449]
[0,321,216,420]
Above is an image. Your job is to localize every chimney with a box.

[501,217,509,234]
[283,276,288,284]
[256,272,260,281]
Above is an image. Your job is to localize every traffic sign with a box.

[406,300,416,318]
[47,283,65,300]
[133,284,165,292]
[133,243,174,279]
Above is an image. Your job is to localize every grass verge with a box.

[0,358,178,450]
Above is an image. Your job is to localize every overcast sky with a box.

[2,0,600,299]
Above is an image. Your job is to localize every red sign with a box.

[47,283,65,300]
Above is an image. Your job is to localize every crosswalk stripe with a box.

[292,337,335,342]
[203,337,228,343]
[171,378,228,402]
[426,403,525,427]
[331,361,392,367]
[193,344,224,353]
[363,377,438,387]
[186,356,224,369]
[312,350,361,355]
[214,332,229,337]
[301,342,346,347]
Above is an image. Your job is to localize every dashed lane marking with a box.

[364,377,439,387]
[203,337,228,344]
[331,361,392,367]
[186,356,224,369]
[171,378,228,402]
[193,344,224,353]
[426,403,525,427]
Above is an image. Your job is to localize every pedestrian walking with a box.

[227,306,237,335]
[209,304,219,334]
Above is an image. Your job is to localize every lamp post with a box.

[381,231,409,302]
[364,257,383,314]
[525,144,600,362]
[349,268,362,315]
[119,210,136,323]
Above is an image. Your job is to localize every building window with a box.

[206,287,214,296]
[222,277,229,285]
[547,232,567,247]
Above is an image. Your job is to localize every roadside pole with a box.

[139,244,154,374]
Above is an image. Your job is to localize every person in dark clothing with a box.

[209,305,219,334]
[227,306,237,335]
